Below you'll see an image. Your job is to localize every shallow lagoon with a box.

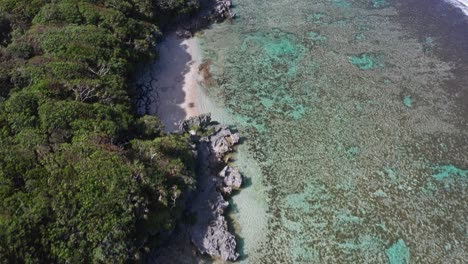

[197,0,468,262]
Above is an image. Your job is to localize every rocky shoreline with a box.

[173,6,241,261]
[181,114,242,261]
[144,1,241,262]
[176,0,235,38]
[149,114,243,263]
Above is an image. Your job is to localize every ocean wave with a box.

[445,0,468,15]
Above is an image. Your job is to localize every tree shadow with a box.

[139,33,193,132]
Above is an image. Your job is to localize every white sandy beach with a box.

[179,37,203,118]
[146,33,203,132]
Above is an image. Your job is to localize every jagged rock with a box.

[188,168,239,261]
[212,0,235,21]
[220,186,233,195]
[179,113,212,132]
[219,166,242,191]
[200,216,239,261]
[189,188,239,261]
[187,118,241,261]
[175,0,236,38]
[208,125,240,163]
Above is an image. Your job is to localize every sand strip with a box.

[147,33,203,132]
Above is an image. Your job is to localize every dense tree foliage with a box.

[0,0,199,262]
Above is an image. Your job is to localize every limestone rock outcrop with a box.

[180,114,242,261]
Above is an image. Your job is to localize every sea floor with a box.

[193,0,468,262]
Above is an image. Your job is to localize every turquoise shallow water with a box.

[197,0,468,262]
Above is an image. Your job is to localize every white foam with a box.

[445,0,468,15]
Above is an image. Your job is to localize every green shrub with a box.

[0,0,201,262]
[33,3,84,25]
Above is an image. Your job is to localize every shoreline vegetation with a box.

[0,0,236,262]
[138,1,244,261]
